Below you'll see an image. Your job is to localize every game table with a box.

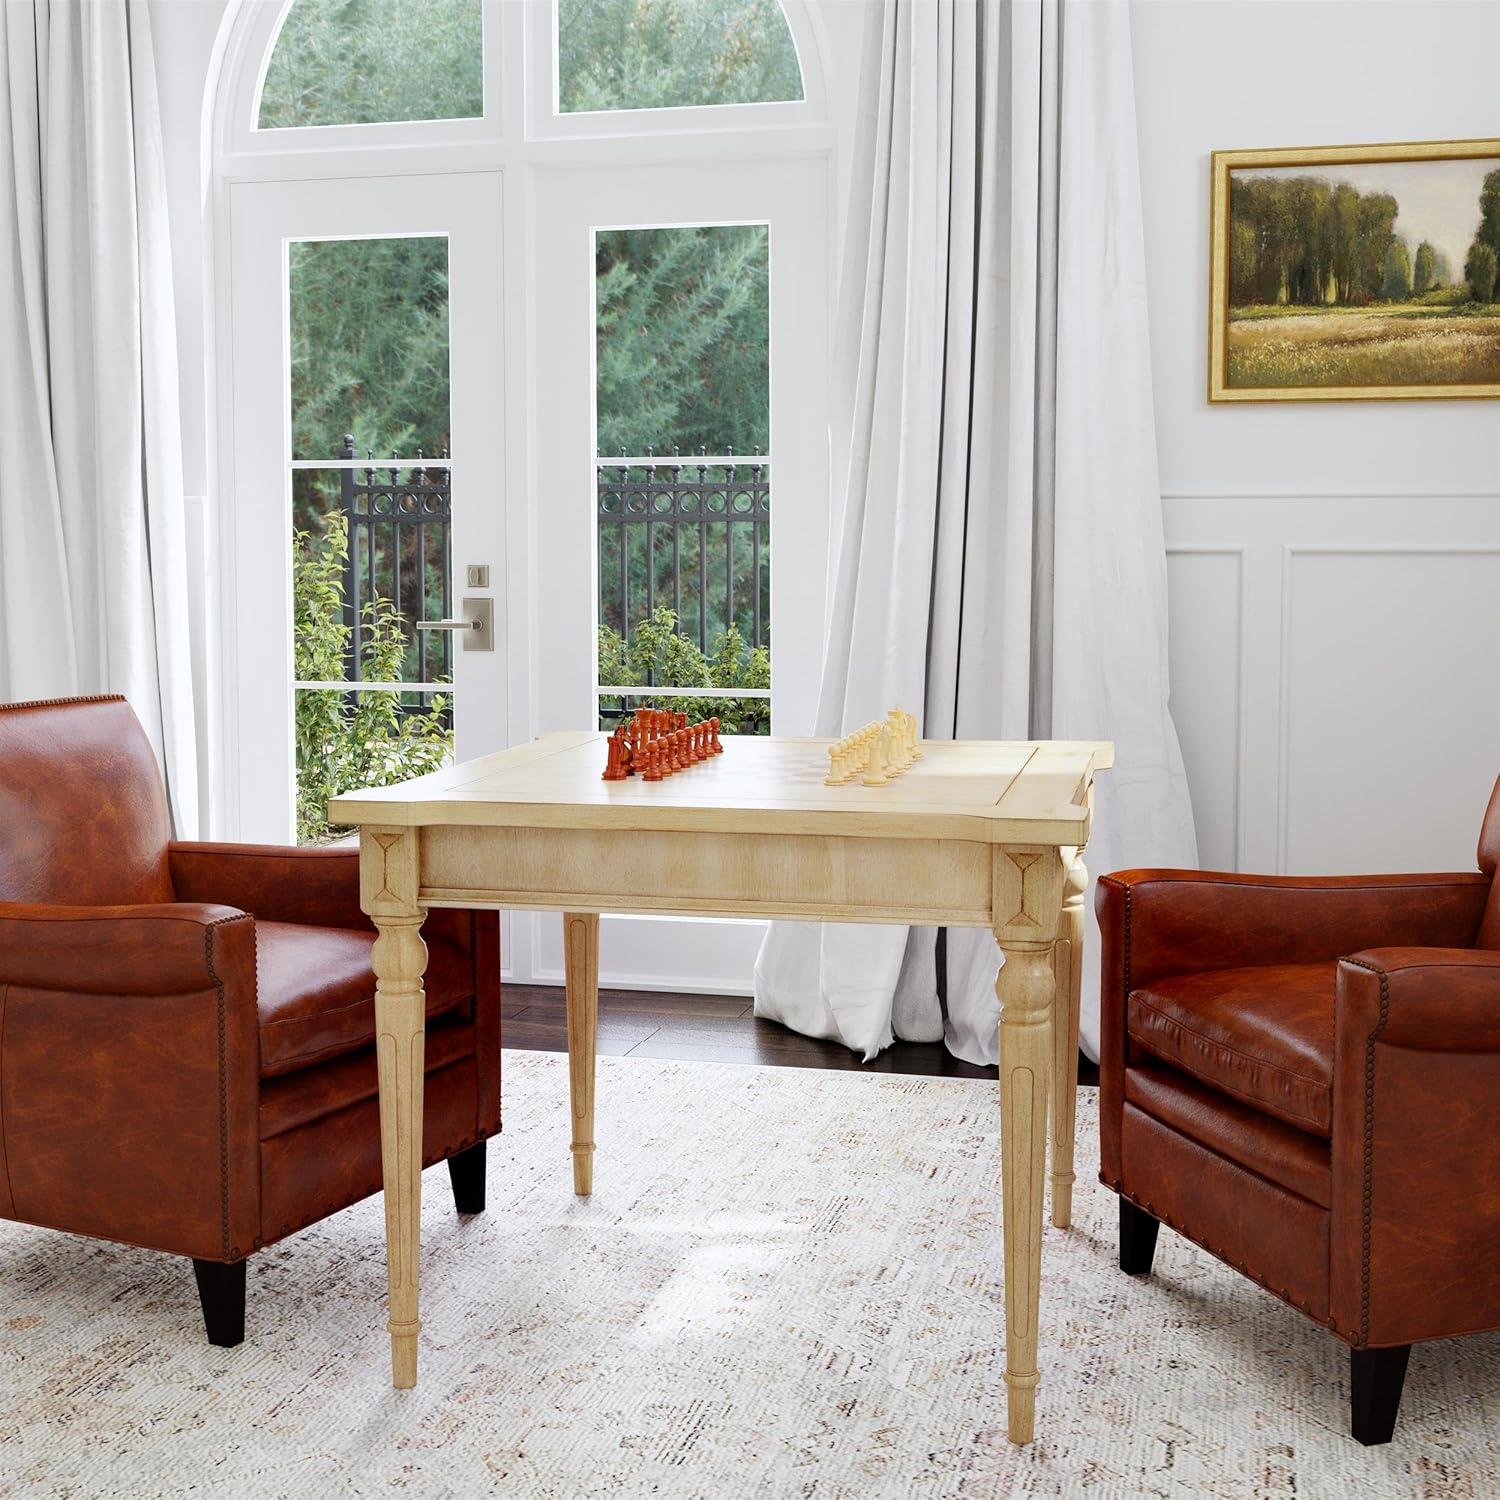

[329,729,1112,1445]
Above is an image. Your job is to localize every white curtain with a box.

[0,0,200,832]
[754,0,1197,1064]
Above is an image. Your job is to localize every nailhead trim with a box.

[0,693,127,713]
[203,915,252,1261]
[1344,956,1391,1347]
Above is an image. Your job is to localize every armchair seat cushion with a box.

[256,922,473,1079]
[1127,962,1334,1137]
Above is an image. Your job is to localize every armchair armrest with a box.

[0,902,260,1261]
[1331,948,1500,1346]
[168,841,476,953]
[0,900,247,993]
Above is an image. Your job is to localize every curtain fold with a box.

[753,0,1197,1064]
[0,0,200,833]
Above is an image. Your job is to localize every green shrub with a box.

[293,511,453,842]
[599,605,770,734]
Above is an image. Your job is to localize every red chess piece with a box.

[602,731,628,781]
[643,741,663,781]
[709,718,722,754]
[695,723,707,761]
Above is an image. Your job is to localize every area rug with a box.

[2,1051,1497,1498]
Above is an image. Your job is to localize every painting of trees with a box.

[1216,146,1500,397]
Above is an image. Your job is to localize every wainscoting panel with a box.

[1165,549,1244,871]
[1165,496,1500,878]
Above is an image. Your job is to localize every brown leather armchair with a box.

[0,696,501,1345]
[1097,777,1500,1443]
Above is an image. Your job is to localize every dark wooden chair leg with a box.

[1350,1344,1411,1445]
[192,1259,246,1348]
[1119,1198,1160,1276]
[447,1139,487,1215]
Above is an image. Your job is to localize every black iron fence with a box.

[596,454,771,656]
[338,435,452,686]
[309,444,770,726]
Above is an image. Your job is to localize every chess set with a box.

[601,708,723,782]
[825,708,922,786]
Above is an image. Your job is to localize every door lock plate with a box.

[461,595,494,651]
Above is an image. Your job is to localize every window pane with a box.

[258,0,483,130]
[292,462,454,845]
[595,225,768,455]
[559,0,803,114]
[595,225,771,736]
[287,231,455,844]
[289,236,450,460]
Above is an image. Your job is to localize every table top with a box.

[330,732,1112,846]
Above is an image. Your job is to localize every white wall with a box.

[1133,0,1500,876]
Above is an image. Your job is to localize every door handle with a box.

[417,596,493,651]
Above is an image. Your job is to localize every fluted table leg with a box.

[564,911,600,1196]
[1049,850,1087,1229]
[363,826,429,1391]
[994,846,1064,1445]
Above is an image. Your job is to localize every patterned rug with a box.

[2,1051,1497,1498]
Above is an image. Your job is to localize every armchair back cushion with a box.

[1479,775,1500,949]
[0,696,173,906]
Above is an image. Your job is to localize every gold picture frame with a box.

[1209,137,1500,402]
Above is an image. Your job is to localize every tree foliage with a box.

[290,237,451,460]
[259,0,482,129]
[1466,241,1498,304]
[596,225,769,454]
[1233,168,1500,311]
[1412,241,1437,296]
[1228,175,1408,306]
[559,0,802,113]
[1462,169,1500,304]
[1379,239,1412,301]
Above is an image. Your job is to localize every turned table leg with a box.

[564,911,600,1196]
[363,827,430,1391]
[1049,850,1087,1229]
[994,846,1064,1446]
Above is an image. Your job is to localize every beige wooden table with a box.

[330,731,1111,1445]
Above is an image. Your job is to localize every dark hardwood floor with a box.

[503,983,1100,1085]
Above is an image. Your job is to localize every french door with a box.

[526,157,831,991]
[226,173,509,844]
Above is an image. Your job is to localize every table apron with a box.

[413,823,1026,927]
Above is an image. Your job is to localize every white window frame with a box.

[208,0,840,994]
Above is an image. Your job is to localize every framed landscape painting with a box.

[1209,138,1500,401]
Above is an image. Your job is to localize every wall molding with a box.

[1165,496,1500,878]
[1165,545,1248,868]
